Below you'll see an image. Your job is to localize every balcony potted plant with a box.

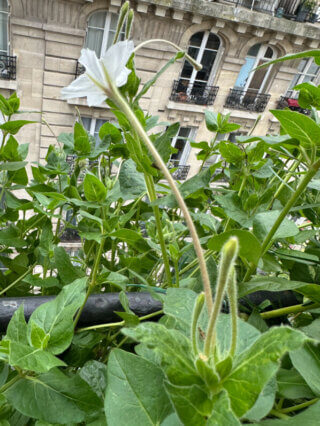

[296,0,318,22]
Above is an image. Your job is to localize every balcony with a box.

[75,61,85,78]
[277,95,310,115]
[169,163,191,180]
[224,88,271,112]
[170,80,219,106]
[0,54,16,80]
[216,0,319,23]
[60,227,81,242]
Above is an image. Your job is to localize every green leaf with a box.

[105,349,172,426]
[123,322,199,386]
[80,360,107,399]
[111,229,150,252]
[99,122,122,143]
[222,327,308,417]
[219,141,244,163]
[164,382,211,426]
[271,110,320,148]
[118,159,146,200]
[0,120,36,135]
[253,211,299,241]
[27,278,87,354]
[277,368,315,400]
[0,93,12,115]
[0,361,9,387]
[83,172,107,203]
[74,122,91,154]
[4,368,103,424]
[215,193,252,228]
[28,320,49,349]
[153,122,180,163]
[238,276,311,298]
[54,246,85,285]
[6,304,28,345]
[0,161,27,171]
[9,341,66,372]
[252,400,320,425]
[208,230,261,264]
[2,135,20,161]
[207,391,241,425]
[290,342,320,396]
[244,378,276,422]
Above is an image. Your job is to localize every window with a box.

[286,58,320,98]
[170,127,194,167]
[234,44,276,94]
[177,32,221,96]
[85,11,125,57]
[81,117,108,146]
[0,0,8,55]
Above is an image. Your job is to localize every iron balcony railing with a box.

[216,0,319,22]
[170,80,219,106]
[0,54,16,80]
[75,61,85,78]
[168,163,191,180]
[224,88,271,112]
[277,95,310,115]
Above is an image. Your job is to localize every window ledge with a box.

[166,100,207,113]
[0,79,17,91]
[223,108,262,120]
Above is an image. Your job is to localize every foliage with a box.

[0,4,320,424]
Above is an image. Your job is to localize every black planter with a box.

[0,292,162,331]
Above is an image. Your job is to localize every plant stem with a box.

[0,266,34,296]
[76,309,163,333]
[191,293,205,356]
[0,374,20,392]
[281,398,319,414]
[108,81,213,313]
[261,302,320,319]
[243,158,320,282]
[269,409,289,420]
[227,269,238,358]
[144,173,172,286]
[73,236,106,328]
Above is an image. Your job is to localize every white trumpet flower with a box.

[61,40,134,107]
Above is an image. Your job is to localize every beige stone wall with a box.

[2,0,320,176]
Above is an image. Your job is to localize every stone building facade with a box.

[1,0,320,179]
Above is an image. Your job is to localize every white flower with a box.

[61,40,134,107]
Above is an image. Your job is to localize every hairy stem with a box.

[261,302,320,319]
[227,269,238,358]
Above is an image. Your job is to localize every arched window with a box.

[85,11,125,57]
[225,44,276,112]
[234,43,276,94]
[173,31,221,105]
[286,58,320,98]
[0,0,9,55]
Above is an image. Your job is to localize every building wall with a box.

[2,0,320,177]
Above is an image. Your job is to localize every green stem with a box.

[107,79,213,313]
[238,175,247,197]
[281,398,319,414]
[227,269,238,358]
[191,293,205,356]
[180,250,213,276]
[73,236,106,328]
[144,174,172,286]
[0,374,21,393]
[174,259,180,287]
[269,409,289,420]
[261,302,320,319]
[0,266,34,296]
[243,158,320,282]
[76,309,163,333]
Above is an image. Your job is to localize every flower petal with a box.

[115,67,132,88]
[61,74,106,106]
[102,40,134,84]
[79,49,107,85]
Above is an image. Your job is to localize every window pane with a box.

[0,1,8,12]
[196,50,216,82]
[85,28,104,55]
[88,12,107,29]
[288,73,300,90]
[94,119,107,145]
[308,62,319,76]
[234,57,255,88]
[206,33,220,50]
[297,59,308,72]
[248,43,261,57]
[264,47,274,58]
[189,32,204,47]
[179,127,191,138]
[81,117,91,132]
[180,60,194,79]
[248,60,269,90]
[171,138,186,161]
[0,12,7,53]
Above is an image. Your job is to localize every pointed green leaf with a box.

[207,391,241,425]
[105,349,172,426]
[54,246,85,285]
[290,342,320,396]
[6,304,28,345]
[83,172,107,203]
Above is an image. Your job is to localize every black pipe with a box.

[0,292,163,331]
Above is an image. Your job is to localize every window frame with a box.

[286,58,320,98]
[170,126,196,166]
[0,0,9,55]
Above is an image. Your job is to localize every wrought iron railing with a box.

[0,54,16,80]
[224,88,271,112]
[168,164,191,180]
[60,227,81,242]
[277,95,310,115]
[170,80,219,106]
[216,0,319,22]
[75,61,85,77]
